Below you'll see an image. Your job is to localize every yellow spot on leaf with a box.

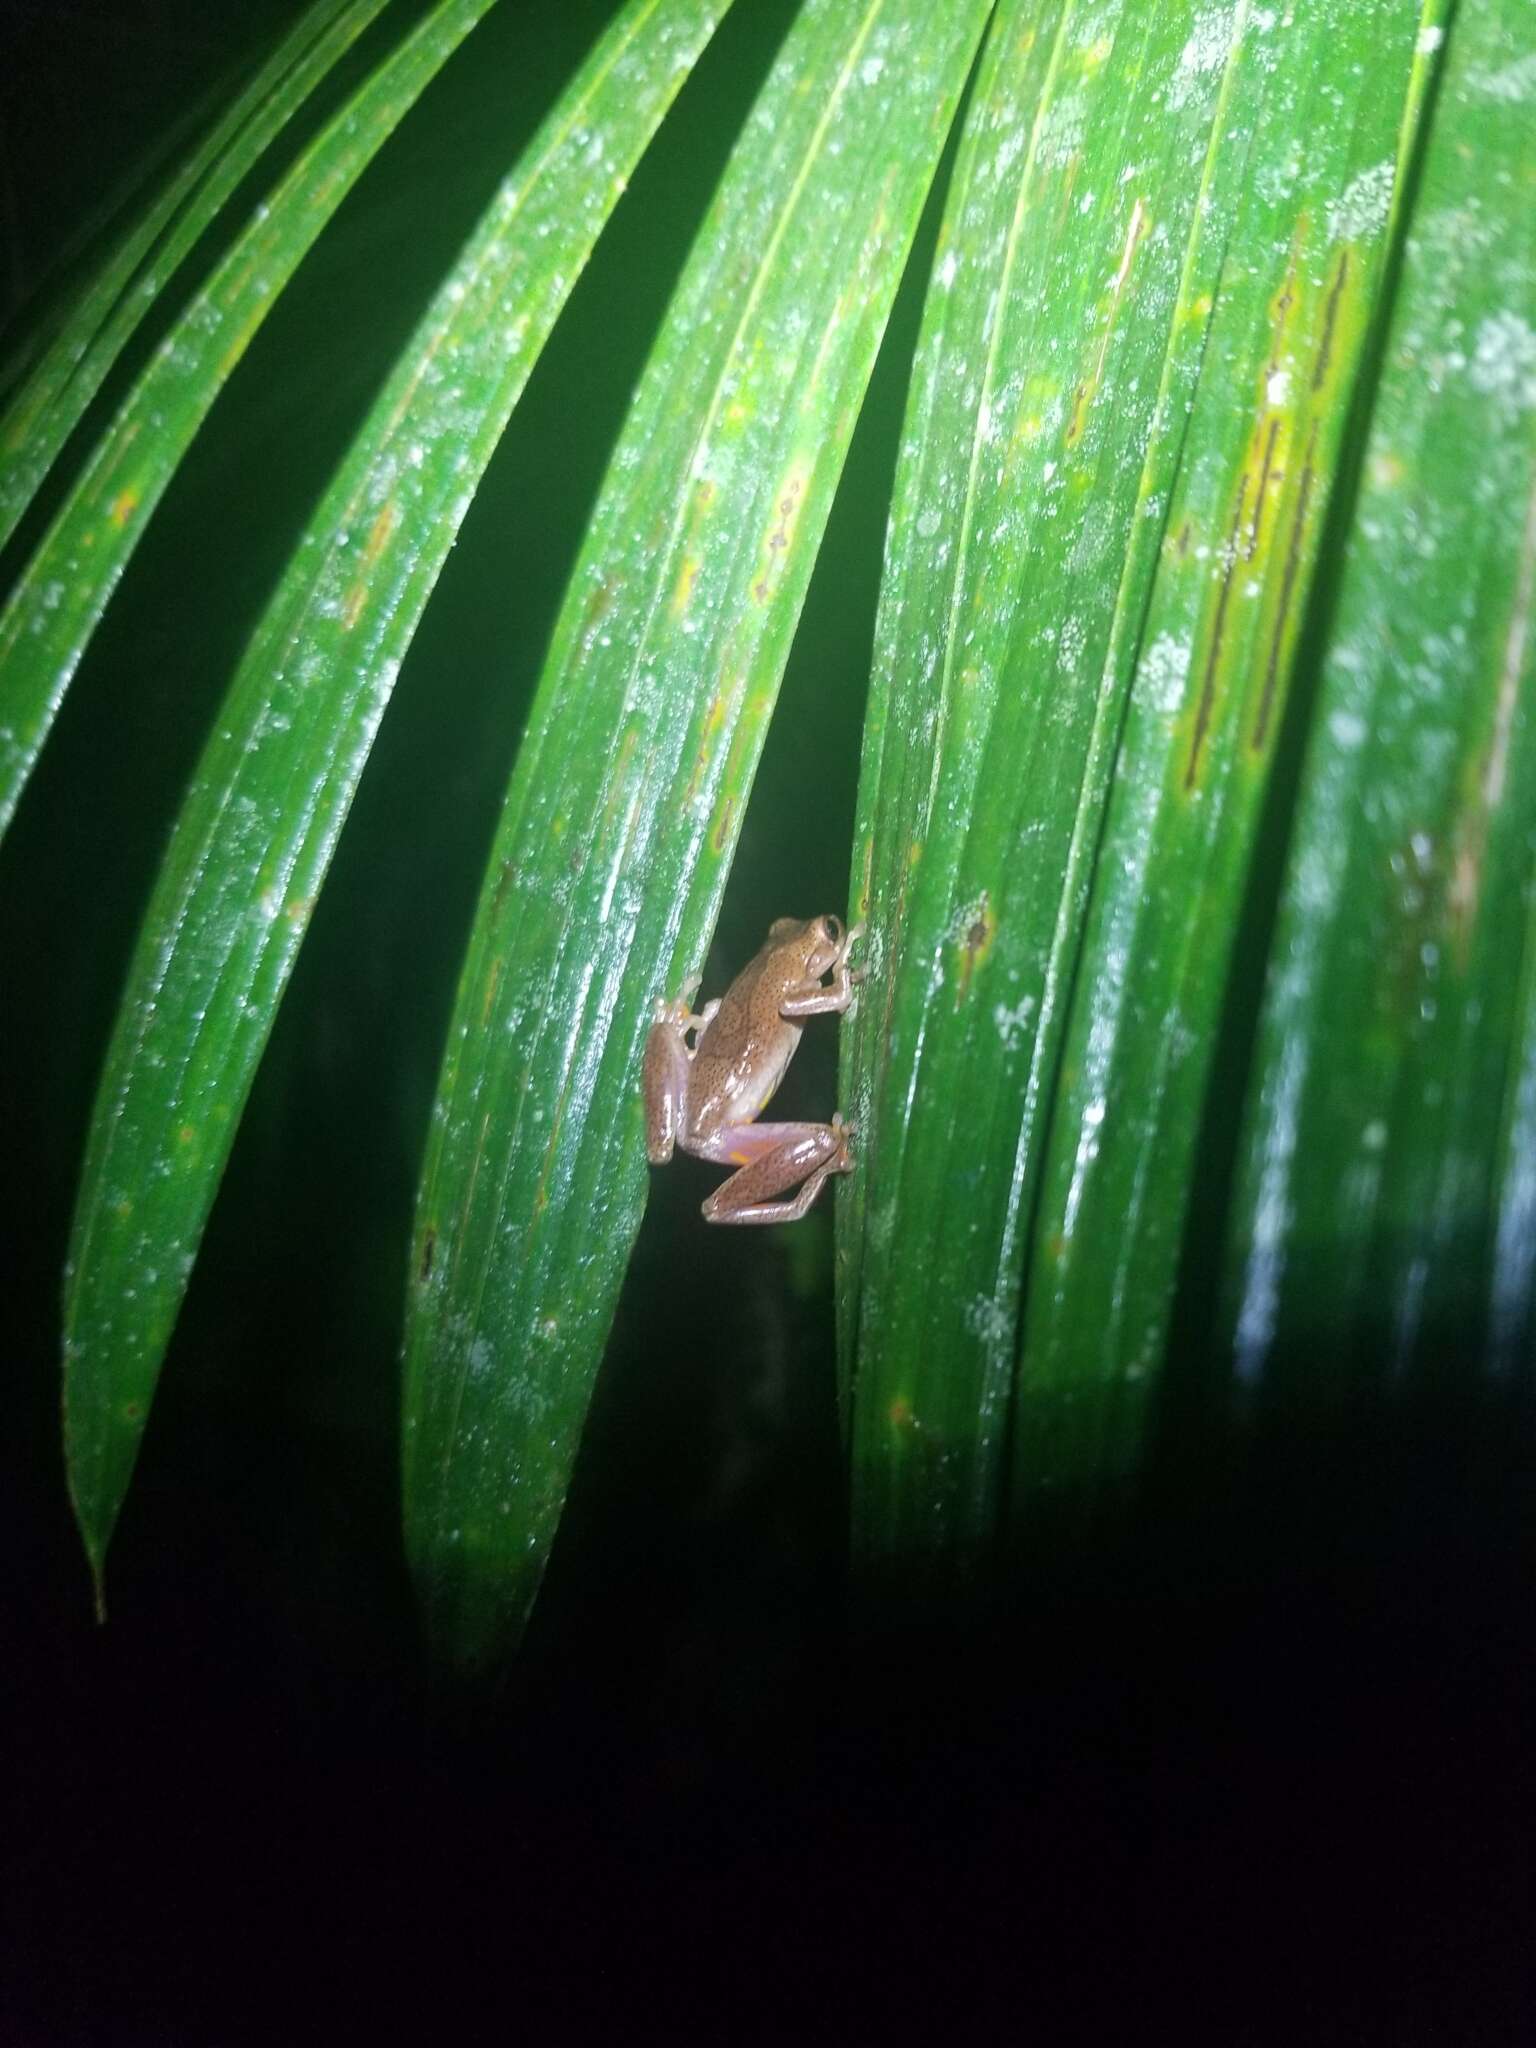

[361,500,399,568]
[107,489,139,528]
[480,956,503,1026]
[671,554,701,617]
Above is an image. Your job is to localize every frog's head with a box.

[768,913,844,977]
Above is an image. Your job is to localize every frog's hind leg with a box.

[699,1117,854,1225]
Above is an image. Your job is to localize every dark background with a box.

[1,2,1531,2038]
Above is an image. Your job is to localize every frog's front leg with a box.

[641,981,716,1164]
[696,1116,854,1225]
[779,921,865,1018]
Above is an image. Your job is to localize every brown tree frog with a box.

[643,914,863,1224]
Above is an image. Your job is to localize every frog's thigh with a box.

[700,1121,847,1224]
[691,1119,832,1168]
[642,1021,692,1162]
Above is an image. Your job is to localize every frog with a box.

[643,914,864,1224]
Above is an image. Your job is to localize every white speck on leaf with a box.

[965,1294,1012,1357]
[1468,311,1536,415]
[1329,160,1394,243]
[1471,52,1536,102]
[993,995,1037,1052]
[1139,632,1191,714]
[1167,5,1235,111]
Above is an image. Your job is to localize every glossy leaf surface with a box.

[1006,0,1441,1535]
[840,0,1244,1577]
[403,0,994,1672]
[1223,0,1536,1413]
[0,0,501,843]
[839,0,1447,1579]
[62,0,734,1591]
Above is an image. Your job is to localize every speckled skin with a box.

[642,915,862,1224]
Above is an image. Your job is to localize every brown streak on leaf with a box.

[1267,248,1298,359]
[1185,481,1251,790]
[1252,423,1318,753]
[710,793,735,856]
[1248,417,1282,558]
[1311,249,1350,393]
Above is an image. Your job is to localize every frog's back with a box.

[686,969,801,1135]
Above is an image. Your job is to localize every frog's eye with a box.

[821,916,842,943]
